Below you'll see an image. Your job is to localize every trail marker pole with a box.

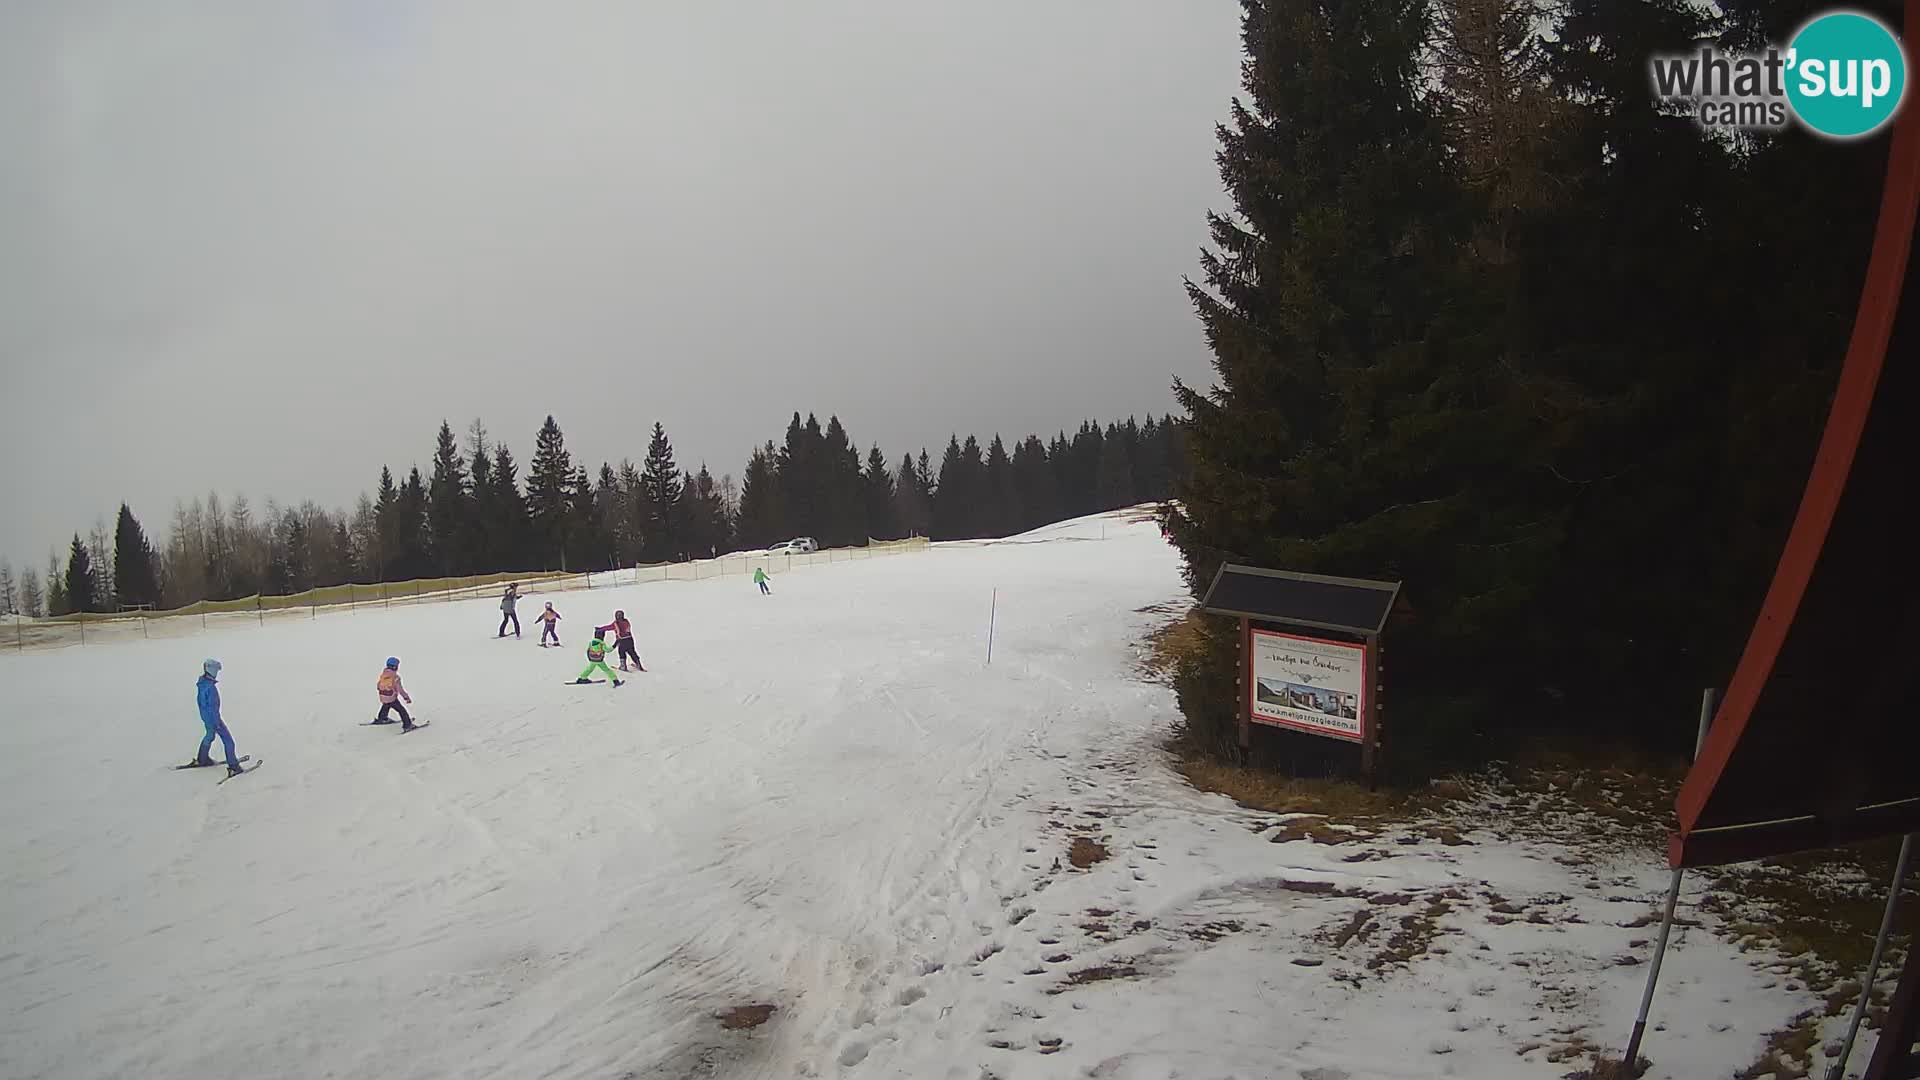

[987,588,998,665]
[1623,687,1718,1068]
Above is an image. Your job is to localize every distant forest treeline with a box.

[1,413,1184,616]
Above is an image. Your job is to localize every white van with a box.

[771,537,819,554]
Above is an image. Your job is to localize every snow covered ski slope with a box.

[0,510,1839,1079]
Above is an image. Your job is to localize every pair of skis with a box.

[362,718,432,732]
[173,755,263,783]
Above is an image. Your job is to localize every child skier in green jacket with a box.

[574,632,623,687]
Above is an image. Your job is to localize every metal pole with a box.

[14,615,21,652]
[1827,832,1916,1080]
[986,588,997,665]
[1623,688,1719,1068]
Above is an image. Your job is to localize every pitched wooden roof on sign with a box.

[1199,564,1400,638]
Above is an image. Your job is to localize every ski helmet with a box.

[203,658,222,678]
[385,656,400,669]
[615,610,625,619]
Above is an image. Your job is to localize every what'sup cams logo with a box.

[1650,9,1908,139]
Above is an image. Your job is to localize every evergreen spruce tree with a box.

[1095,427,1135,511]
[525,416,575,570]
[678,464,728,559]
[890,452,925,538]
[616,459,648,564]
[490,444,528,571]
[1167,0,1562,770]
[328,519,354,587]
[1047,433,1074,519]
[983,436,1016,537]
[427,420,469,575]
[735,443,782,549]
[640,422,684,562]
[567,465,605,569]
[65,535,101,614]
[468,425,495,574]
[930,437,968,540]
[0,560,15,616]
[821,416,864,547]
[112,504,162,609]
[958,436,987,538]
[1011,435,1056,531]
[863,445,895,540]
[373,467,400,580]
[398,467,431,580]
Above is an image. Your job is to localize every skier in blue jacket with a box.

[194,659,244,777]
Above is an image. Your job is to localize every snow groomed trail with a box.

[0,511,1836,1079]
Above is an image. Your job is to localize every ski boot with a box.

[573,677,591,685]
[226,762,244,779]
[401,720,416,732]
[612,678,624,687]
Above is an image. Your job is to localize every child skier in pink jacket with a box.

[374,656,416,730]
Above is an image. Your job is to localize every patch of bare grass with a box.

[1175,757,1424,820]
[1564,1052,1650,1079]
[1141,609,1209,682]
[1068,837,1110,869]
[716,1004,776,1030]
[1735,1010,1823,1080]
[1060,964,1138,988]
[1368,896,1454,971]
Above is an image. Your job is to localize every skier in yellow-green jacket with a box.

[573,632,623,687]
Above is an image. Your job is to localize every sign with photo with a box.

[1248,628,1367,743]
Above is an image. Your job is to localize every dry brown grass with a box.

[1564,1052,1649,1079]
[1061,964,1139,987]
[1735,1011,1823,1080]
[1175,757,1428,820]
[1368,896,1454,971]
[1141,608,1210,682]
[716,1004,776,1030]
[1267,817,1377,845]
[1068,837,1110,869]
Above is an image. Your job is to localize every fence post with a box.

[79,618,86,645]
[14,616,21,652]
[256,595,263,625]
[141,616,148,639]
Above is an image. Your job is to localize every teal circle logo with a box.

[1786,11,1908,138]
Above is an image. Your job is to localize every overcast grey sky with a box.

[0,1,1239,566]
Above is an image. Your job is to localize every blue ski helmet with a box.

[203,658,222,678]
[385,656,400,669]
